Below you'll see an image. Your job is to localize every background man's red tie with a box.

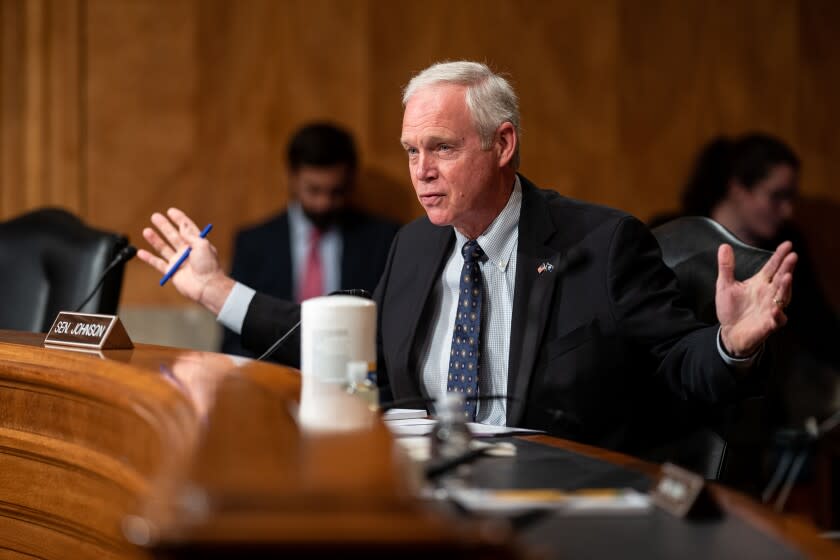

[298,228,324,302]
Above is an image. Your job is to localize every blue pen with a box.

[159,223,213,286]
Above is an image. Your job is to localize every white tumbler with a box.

[300,295,376,383]
[298,295,376,431]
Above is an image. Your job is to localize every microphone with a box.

[761,408,840,512]
[74,244,137,312]
[256,288,372,362]
[328,288,372,299]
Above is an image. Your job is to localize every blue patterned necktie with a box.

[447,239,484,420]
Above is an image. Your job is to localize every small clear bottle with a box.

[429,393,473,463]
[345,360,379,410]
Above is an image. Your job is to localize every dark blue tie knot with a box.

[461,240,485,264]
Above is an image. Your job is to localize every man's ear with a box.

[495,122,517,168]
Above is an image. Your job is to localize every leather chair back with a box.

[651,216,772,479]
[653,216,773,324]
[0,208,129,332]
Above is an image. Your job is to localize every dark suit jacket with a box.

[240,177,747,453]
[221,208,398,356]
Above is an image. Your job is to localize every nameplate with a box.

[650,462,719,519]
[44,312,133,351]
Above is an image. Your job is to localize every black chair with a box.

[0,208,130,332]
[651,216,773,479]
[653,216,774,324]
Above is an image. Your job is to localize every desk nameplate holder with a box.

[44,312,133,352]
[650,462,720,519]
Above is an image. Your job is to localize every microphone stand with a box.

[74,245,137,312]
[256,289,372,362]
[761,407,840,512]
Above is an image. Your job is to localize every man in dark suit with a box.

[139,61,796,455]
[221,123,398,356]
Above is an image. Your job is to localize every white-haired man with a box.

[139,61,795,454]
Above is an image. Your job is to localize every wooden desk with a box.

[0,330,836,558]
[0,331,511,559]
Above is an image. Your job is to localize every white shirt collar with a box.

[453,176,522,272]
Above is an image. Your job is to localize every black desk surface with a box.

[464,438,812,559]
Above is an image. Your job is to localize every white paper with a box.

[383,408,428,421]
[385,418,437,436]
[384,418,544,438]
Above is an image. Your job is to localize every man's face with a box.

[291,163,352,230]
[731,163,798,243]
[400,84,506,237]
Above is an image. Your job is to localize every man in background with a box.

[221,123,398,356]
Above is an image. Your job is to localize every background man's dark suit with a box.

[221,208,398,356]
[239,177,747,454]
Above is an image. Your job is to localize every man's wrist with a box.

[200,273,236,316]
[717,326,761,369]
[719,325,758,358]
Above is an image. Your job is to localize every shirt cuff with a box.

[716,326,761,370]
[216,282,256,334]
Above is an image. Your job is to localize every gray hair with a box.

[402,61,521,169]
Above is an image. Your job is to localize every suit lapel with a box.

[507,178,561,426]
[398,224,454,398]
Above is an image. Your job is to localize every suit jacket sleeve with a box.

[606,216,740,403]
[220,229,263,356]
[240,293,302,367]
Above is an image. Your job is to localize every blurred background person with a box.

[670,134,839,375]
[654,134,840,443]
[650,133,840,496]
[221,123,399,357]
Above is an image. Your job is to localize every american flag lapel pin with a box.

[537,262,555,275]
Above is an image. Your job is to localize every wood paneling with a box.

[617,0,799,217]
[0,0,83,217]
[85,0,199,305]
[1,0,839,305]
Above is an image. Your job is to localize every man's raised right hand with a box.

[137,207,235,315]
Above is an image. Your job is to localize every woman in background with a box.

[654,135,839,506]
[678,134,839,375]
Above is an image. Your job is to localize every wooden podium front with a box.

[0,331,513,559]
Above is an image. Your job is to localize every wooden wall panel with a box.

[191,0,371,264]
[0,0,25,214]
[796,0,840,308]
[799,0,840,200]
[616,0,799,218]
[0,0,83,218]
[0,0,839,307]
[85,0,199,305]
[85,0,374,305]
